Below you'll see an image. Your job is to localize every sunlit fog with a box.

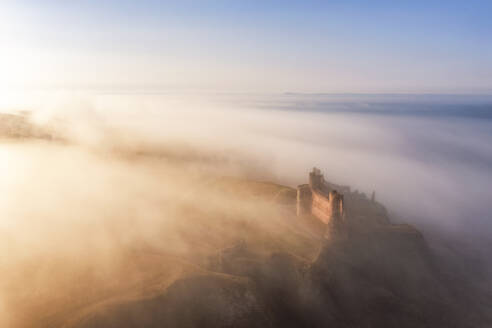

[1,1,491,327]
[1,92,491,326]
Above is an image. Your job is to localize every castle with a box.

[297,168,346,231]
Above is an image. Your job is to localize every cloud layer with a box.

[0,91,491,326]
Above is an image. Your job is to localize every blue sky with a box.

[1,0,491,93]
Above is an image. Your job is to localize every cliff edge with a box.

[34,171,491,328]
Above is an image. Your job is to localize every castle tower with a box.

[327,190,345,231]
[309,167,324,190]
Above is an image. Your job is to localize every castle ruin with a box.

[297,168,345,231]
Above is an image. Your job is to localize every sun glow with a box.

[0,5,45,108]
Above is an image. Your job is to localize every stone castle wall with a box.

[297,168,345,227]
[311,189,344,225]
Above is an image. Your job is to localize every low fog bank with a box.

[1,91,491,326]
[21,92,491,236]
[0,141,307,327]
[4,92,492,240]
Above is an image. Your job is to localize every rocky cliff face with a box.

[63,178,491,328]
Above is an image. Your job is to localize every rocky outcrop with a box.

[63,175,491,328]
[0,112,55,140]
[74,274,272,328]
[71,222,479,328]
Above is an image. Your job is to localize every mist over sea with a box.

[203,92,492,237]
[15,91,492,241]
[4,91,491,239]
[3,91,492,259]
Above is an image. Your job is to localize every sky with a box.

[1,0,491,93]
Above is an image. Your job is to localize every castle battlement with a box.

[297,168,345,230]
